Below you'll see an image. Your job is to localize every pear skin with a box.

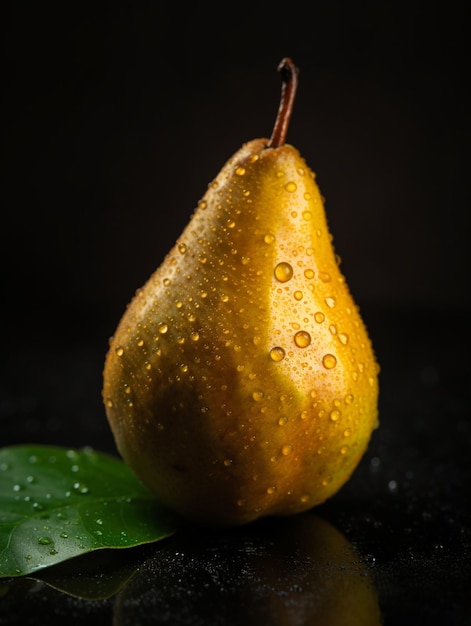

[103,59,379,525]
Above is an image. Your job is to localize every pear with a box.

[103,58,379,525]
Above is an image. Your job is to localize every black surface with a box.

[2,3,470,624]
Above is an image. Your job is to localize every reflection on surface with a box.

[113,512,381,625]
[0,513,382,625]
[32,548,141,600]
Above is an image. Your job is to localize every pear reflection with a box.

[113,512,382,625]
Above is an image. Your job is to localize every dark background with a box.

[3,2,469,336]
[1,4,471,625]
[2,1,469,447]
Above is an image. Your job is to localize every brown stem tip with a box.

[267,58,300,149]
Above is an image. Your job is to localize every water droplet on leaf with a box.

[73,482,89,495]
[38,536,52,546]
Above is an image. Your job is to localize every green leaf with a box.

[0,445,176,578]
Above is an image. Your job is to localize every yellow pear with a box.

[103,58,379,525]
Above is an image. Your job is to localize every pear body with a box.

[103,139,379,525]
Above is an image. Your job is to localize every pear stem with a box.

[267,57,300,149]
